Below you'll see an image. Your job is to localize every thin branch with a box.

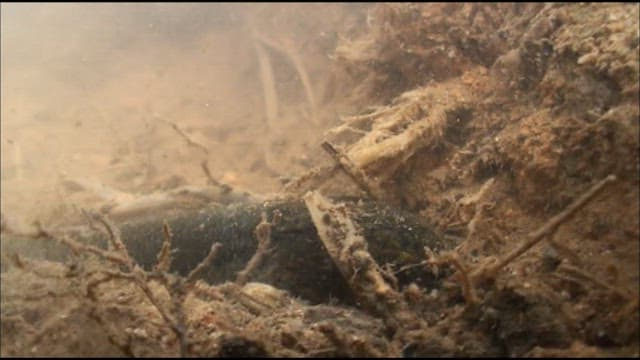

[47,214,189,357]
[443,252,478,305]
[304,191,427,348]
[161,118,210,156]
[85,270,137,299]
[321,141,383,201]
[236,211,281,285]
[394,260,429,275]
[57,234,129,266]
[87,211,128,254]
[186,242,223,284]
[282,164,340,195]
[471,174,617,281]
[200,160,231,194]
[154,221,174,273]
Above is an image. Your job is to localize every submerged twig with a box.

[200,160,220,186]
[186,242,223,284]
[236,210,282,285]
[471,174,617,282]
[282,164,340,195]
[304,191,426,351]
[321,141,384,201]
[93,213,187,355]
[89,210,128,254]
[43,213,192,357]
[200,160,231,193]
[154,221,174,273]
[427,175,617,307]
[161,118,209,156]
[440,252,478,305]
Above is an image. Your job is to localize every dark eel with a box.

[1,198,451,304]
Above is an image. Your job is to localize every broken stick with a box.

[321,140,384,201]
[471,174,617,282]
[304,191,428,348]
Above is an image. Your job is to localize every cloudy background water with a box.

[1,3,367,228]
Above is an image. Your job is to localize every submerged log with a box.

[1,198,450,304]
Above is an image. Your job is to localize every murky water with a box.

[1,3,364,229]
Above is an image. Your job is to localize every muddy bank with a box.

[1,3,638,357]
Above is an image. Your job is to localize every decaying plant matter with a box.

[2,2,638,357]
[39,212,224,357]
[287,76,477,202]
[287,3,637,356]
[303,191,431,354]
[236,210,281,285]
[1,205,404,357]
[427,174,634,307]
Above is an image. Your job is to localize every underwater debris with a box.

[2,3,637,357]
